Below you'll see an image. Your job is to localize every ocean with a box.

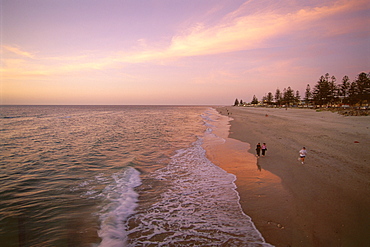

[0,105,272,247]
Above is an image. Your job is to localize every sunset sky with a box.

[1,0,369,105]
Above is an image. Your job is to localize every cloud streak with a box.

[1,0,368,80]
[2,45,35,58]
[116,0,369,62]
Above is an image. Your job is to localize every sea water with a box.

[0,106,272,247]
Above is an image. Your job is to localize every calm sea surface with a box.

[0,106,272,247]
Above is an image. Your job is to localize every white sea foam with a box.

[97,167,142,247]
[126,108,273,246]
[79,181,90,187]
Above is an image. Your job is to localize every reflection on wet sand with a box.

[257,159,261,171]
[202,113,292,245]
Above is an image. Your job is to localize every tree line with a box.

[234,72,370,107]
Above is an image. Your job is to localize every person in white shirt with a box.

[299,147,307,164]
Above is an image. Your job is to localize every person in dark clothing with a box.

[256,143,261,158]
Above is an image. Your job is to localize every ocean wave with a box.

[125,109,272,246]
[97,167,142,247]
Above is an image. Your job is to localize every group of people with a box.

[256,143,307,165]
[255,143,267,158]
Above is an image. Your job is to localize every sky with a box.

[1,0,369,105]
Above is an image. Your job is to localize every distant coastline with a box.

[232,104,370,116]
[233,72,370,115]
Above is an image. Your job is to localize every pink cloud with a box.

[2,45,35,58]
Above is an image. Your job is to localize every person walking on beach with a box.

[256,143,261,158]
[261,143,267,157]
[299,147,307,164]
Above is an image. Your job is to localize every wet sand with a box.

[208,107,370,247]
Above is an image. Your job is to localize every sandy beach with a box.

[206,107,370,247]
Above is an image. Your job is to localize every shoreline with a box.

[202,111,287,246]
[210,106,370,246]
